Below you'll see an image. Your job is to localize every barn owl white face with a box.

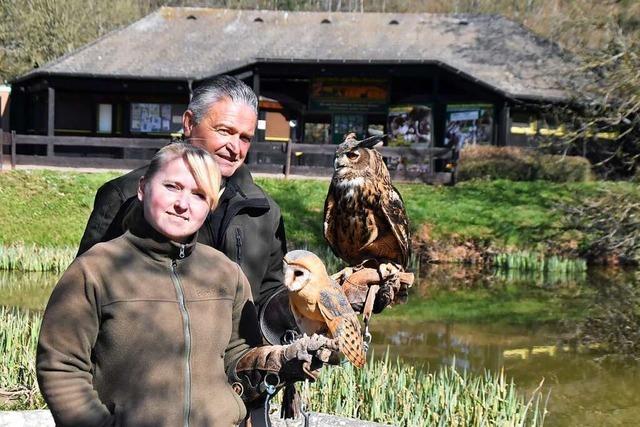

[283,263,311,292]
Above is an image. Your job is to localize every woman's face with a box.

[137,157,210,243]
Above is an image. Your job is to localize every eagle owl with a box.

[283,250,366,368]
[323,133,410,269]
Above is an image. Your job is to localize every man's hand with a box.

[332,262,414,314]
[281,334,339,381]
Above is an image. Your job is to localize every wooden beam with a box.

[497,102,511,146]
[13,134,169,149]
[0,132,4,171]
[11,131,16,169]
[47,87,55,142]
[284,139,292,178]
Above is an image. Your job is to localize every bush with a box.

[536,154,593,182]
[457,145,592,182]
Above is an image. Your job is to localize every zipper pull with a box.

[235,228,242,263]
[179,245,185,259]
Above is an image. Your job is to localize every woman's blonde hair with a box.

[145,143,221,210]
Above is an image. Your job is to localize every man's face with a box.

[183,98,257,177]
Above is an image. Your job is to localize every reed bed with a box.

[493,251,587,285]
[0,244,74,272]
[301,351,547,426]
[493,251,586,273]
[0,307,44,410]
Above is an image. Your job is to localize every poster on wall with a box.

[130,103,187,133]
[445,104,494,150]
[387,105,432,146]
[332,114,365,144]
[310,78,388,113]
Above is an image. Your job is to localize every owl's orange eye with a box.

[346,151,359,160]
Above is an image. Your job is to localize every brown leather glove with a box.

[231,334,339,402]
[333,262,414,314]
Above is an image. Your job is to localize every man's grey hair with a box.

[187,75,258,125]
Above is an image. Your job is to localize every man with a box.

[78,75,284,310]
[78,75,397,425]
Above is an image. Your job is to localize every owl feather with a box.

[324,133,410,268]
[284,250,366,368]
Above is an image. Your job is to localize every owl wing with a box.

[323,185,342,259]
[379,184,411,268]
[318,283,366,368]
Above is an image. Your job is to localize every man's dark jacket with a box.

[77,164,286,309]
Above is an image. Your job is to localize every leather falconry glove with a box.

[230,334,339,403]
[332,261,414,314]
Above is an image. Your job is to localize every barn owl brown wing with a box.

[317,284,366,368]
[379,185,410,268]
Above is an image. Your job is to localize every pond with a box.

[2,266,639,426]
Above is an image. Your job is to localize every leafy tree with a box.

[0,0,148,81]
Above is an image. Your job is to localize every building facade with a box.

[8,8,575,176]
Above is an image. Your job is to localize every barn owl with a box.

[283,250,366,368]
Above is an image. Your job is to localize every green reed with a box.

[300,351,547,426]
[493,251,587,285]
[0,244,75,272]
[0,307,45,410]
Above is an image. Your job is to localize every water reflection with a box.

[1,265,639,426]
[0,270,58,311]
[370,265,640,427]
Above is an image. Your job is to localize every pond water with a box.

[2,266,639,426]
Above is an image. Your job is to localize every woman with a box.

[37,143,334,426]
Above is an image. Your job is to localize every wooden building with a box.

[7,7,575,179]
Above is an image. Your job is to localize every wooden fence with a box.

[1,133,455,183]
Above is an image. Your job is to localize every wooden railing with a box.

[1,133,455,183]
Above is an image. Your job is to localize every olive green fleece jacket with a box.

[37,212,261,427]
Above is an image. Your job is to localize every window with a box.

[97,104,112,133]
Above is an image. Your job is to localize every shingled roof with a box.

[16,7,576,101]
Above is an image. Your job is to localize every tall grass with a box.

[300,351,547,426]
[0,307,44,410]
[1,308,547,424]
[0,244,74,272]
[493,251,587,285]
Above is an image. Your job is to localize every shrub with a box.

[457,146,592,182]
[535,154,593,182]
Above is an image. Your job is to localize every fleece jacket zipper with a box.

[170,250,191,427]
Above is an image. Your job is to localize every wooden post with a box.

[284,139,292,179]
[10,130,16,169]
[497,102,511,147]
[47,87,55,158]
[0,132,4,171]
[47,87,55,137]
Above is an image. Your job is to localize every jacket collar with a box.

[124,203,197,262]
[227,164,269,203]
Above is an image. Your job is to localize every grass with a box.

[300,350,547,426]
[0,170,636,252]
[0,170,119,247]
[0,307,44,410]
[1,309,547,425]
[0,244,75,272]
